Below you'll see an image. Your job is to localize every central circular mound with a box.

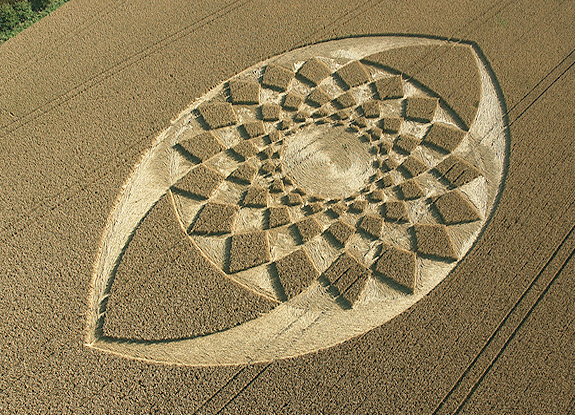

[282,123,375,200]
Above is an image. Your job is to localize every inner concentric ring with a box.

[282,123,375,200]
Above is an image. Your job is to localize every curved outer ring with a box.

[85,35,508,366]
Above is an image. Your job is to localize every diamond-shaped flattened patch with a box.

[361,100,380,118]
[336,60,371,88]
[423,122,466,153]
[393,135,421,155]
[326,220,355,246]
[267,206,291,228]
[381,117,402,133]
[374,75,404,100]
[383,201,409,222]
[297,57,332,85]
[434,155,482,187]
[400,155,428,178]
[286,192,304,206]
[376,173,395,188]
[307,87,331,107]
[412,223,458,260]
[228,230,271,273]
[261,103,281,121]
[374,244,417,292]
[229,162,257,184]
[199,102,237,129]
[323,252,370,305]
[177,131,224,162]
[283,91,304,111]
[229,79,260,105]
[243,186,269,208]
[189,202,239,235]
[232,140,258,160]
[397,179,425,200]
[349,199,368,213]
[295,217,323,243]
[404,97,438,123]
[335,91,357,108]
[173,165,225,199]
[262,64,294,91]
[269,178,285,193]
[274,248,319,300]
[433,190,481,224]
[359,214,384,238]
[243,120,266,138]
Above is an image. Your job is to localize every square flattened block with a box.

[327,220,355,246]
[413,223,458,260]
[177,131,224,162]
[383,200,408,222]
[423,122,466,153]
[378,139,392,155]
[229,230,271,273]
[232,140,258,160]
[262,64,294,91]
[190,202,239,235]
[286,192,304,206]
[307,86,331,107]
[381,156,399,172]
[295,216,323,243]
[374,75,404,100]
[336,109,352,120]
[329,201,348,216]
[278,119,293,130]
[268,130,282,142]
[295,110,311,122]
[274,248,319,300]
[323,252,370,305]
[394,135,421,154]
[349,199,368,212]
[433,190,481,224]
[173,164,225,199]
[434,155,481,186]
[268,206,291,228]
[361,100,380,118]
[400,155,428,178]
[359,214,384,238]
[354,116,368,128]
[243,120,266,138]
[335,91,357,108]
[374,244,417,292]
[336,60,371,88]
[297,57,332,85]
[260,159,279,175]
[404,97,438,123]
[229,161,257,184]
[370,188,385,202]
[261,103,281,121]
[307,201,324,214]
[377,173,395,188]
[259,145,275,159]
[313,106,331,119]
[434,154,458,176]
[243,185,268,208]
[269,178,285,193]
[199,102,237,129]
[370,126,383,140]
[381,117,402,133]
[229,79,260,105]
[283,91,304,111]
[398,179,425,200]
